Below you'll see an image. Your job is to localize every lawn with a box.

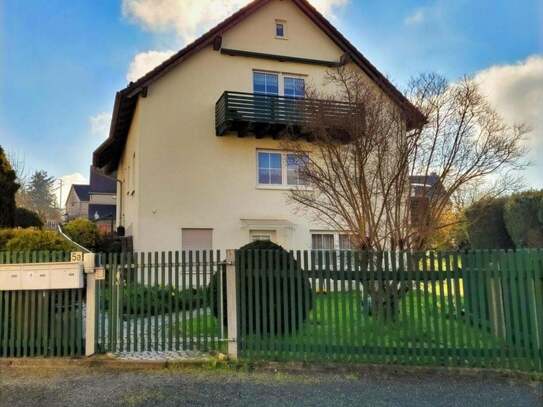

[186,290,536,370]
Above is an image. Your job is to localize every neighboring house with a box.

[64,167,117,234]
[88,166,117,235]
[65,184,90,220]
[93,0,424,252]
[409,173,447,228]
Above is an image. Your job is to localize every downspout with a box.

[116,178,123,228]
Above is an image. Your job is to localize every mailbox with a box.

[0,262,84,291]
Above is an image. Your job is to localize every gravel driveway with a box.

[0,366,541,407]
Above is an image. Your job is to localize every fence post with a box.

[226,249,239,360]
[84,253,96,357]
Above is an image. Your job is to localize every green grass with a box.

[181,290,538,371]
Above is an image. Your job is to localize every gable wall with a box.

[121,0,400,251]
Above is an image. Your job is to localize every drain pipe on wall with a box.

[115,178,123,230]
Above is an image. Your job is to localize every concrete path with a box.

[0,366,541,406]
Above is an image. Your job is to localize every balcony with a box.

[215,91,354,138]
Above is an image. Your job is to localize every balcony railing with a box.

[215,91,354,137]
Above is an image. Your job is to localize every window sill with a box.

[256,184,311,191]
[275,36,288,40]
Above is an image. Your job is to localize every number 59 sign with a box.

[70,252,84,263]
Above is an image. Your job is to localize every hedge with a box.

[504,190,543,248]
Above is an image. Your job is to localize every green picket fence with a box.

[237,249,543,372]
[0,251,84,357]
[95,251,227,354]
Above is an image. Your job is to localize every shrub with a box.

[14,207,43,228]
[209,240,313,335]
[4,229,73,251]
[63,218,100,250]
[103,284,207,316]
[504,190,543,248]
[0,228,16,250]
[465,197,514,249]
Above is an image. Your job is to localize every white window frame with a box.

[256,149,309,190]
[275,19,287,39]
[311,231,354,251]
[252,70,306,97]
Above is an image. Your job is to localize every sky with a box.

[0,0,542,205]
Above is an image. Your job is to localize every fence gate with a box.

[95,251,227,354]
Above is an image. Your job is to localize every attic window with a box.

[275,20,286,38]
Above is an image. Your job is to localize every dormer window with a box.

[275,20,286,38]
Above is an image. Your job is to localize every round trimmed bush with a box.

[209,241,313,336]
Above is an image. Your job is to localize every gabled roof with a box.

[93,0,426,172]
[89,166,116,194]
[72,184,91,202]
[409,173,446,199]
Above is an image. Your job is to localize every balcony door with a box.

[253,72,279,123]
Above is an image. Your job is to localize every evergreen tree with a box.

[26,170,57,220]
[0,146,19,227]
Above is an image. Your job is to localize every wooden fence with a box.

[1,248,541,373]
[236,249,543,372]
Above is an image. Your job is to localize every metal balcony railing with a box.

[215,91,354,137]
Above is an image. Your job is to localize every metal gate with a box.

[95,251,227,354]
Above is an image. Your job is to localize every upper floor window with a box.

[257,150,309,187]
[284,77,305,98]
[275,20,286,38]
[258,151,282,185]
[253,72,279,95]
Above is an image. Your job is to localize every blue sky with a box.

[1,0,542,200]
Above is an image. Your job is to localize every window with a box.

[253,72,279,95]
[284,77,305,98]
[181,228,213,250]
[312,232,354,250]
[250,230,276,242]
[287,153,308,186]
[339,234,354,250]
[257,150,309,187]
[276,22,285,38]
[275,20,286,38]
[312,234,334,250]
[258,151,282,185]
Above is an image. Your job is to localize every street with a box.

[0,366,541,407]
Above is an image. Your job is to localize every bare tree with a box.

[284,68,527,251]
[281,68,527,319]
[7,151,31,208]
[406,73,528,244]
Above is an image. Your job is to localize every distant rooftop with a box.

[89,166,116,194]
[72,184,90,201]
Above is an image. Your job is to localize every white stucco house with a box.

[92,0,424,252]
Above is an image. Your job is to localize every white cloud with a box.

[404,8,425,26]
[89,112,111,139]
[310,0,349,18]
[56,173,88,209]
[126,49,176,82]
[123,0,349,83]
[474,55,543,187]
[122,0,348,45]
